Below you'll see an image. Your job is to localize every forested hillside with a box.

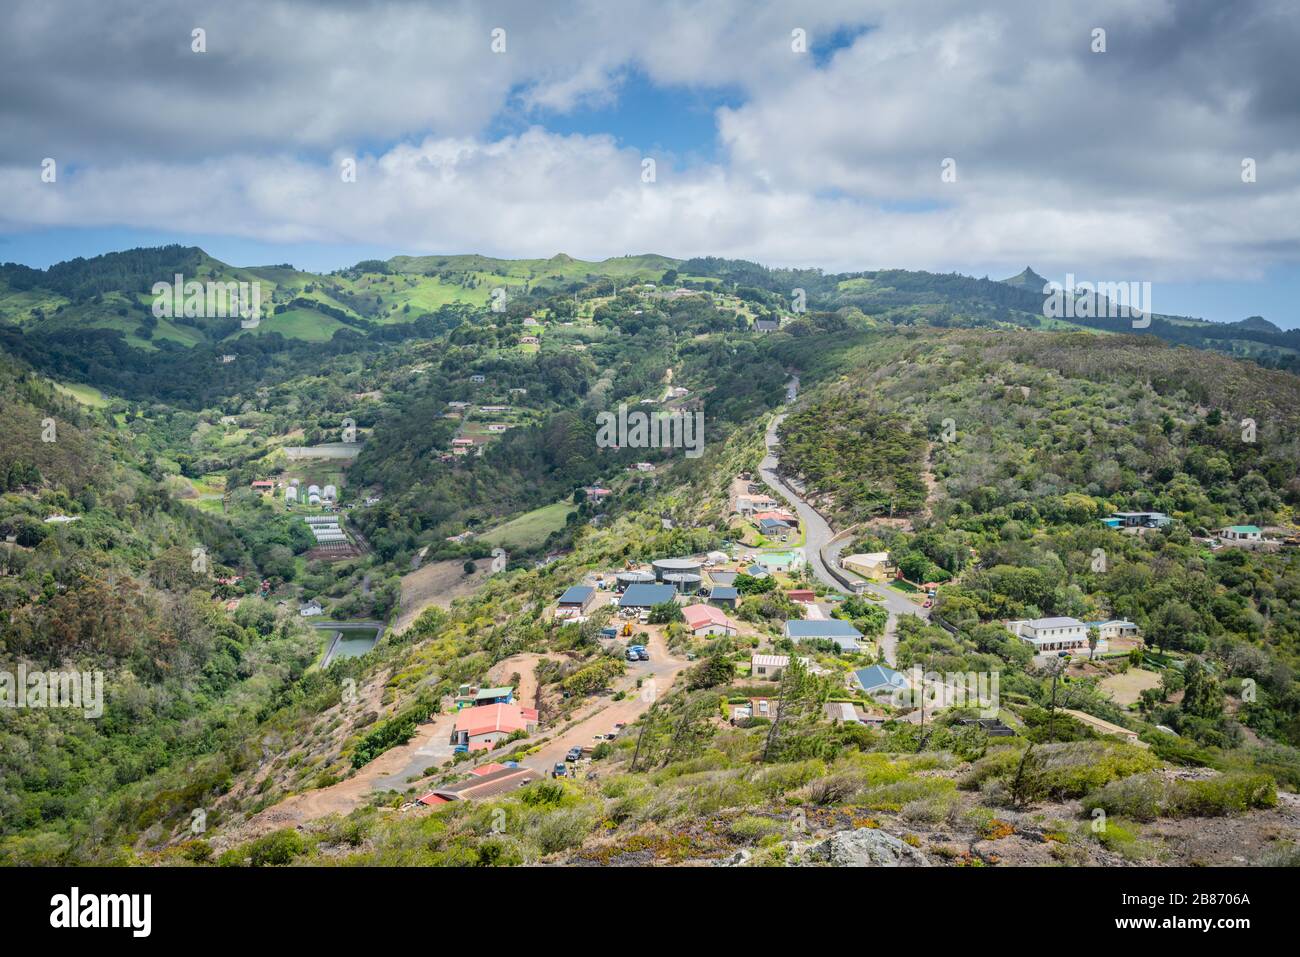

[1,246,1298,869]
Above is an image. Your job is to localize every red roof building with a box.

[682,603,738,637]
[452,703,539,747]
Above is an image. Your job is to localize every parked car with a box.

[626,649,640,661]
[922,599,933,608]
[552,763,567,778]
[565,747,584,762]
[637,649,650,661]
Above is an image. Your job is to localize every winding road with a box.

[759,379,927,665]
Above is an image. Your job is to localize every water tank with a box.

[663,572,701,594]
[652,557,702,581]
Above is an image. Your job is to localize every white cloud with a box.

[2,0,1298,281]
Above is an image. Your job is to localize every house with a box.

[1109,511,1171,529]
[420,765,541,803]
[299,600,323,617]
[582,486,612,500]
[454,685,515,709]
[1218,525,1262,542]
[250,479,275,494]
[787,589,816,604]
[557,584,597,616]
[682,603,738,637]
[634,462,656,472]
[469,374,486,384]
[447,401,470,410]
[854,664,910,700]
[1006,616,1094,653]
[519,336,539,345]
[757,517,792,538]
[619,583,678,611]
[451,438,475,447]
[824,701,866,724]
[751,653,809,678]
[1086,619,1139,641]
[451,703,539,749]
[842,552,890,580]
[522,317,540,327]
[487,423,510,433]
[708,585,739,609]
[753,510,795,524]
[754,318,780,333]
[43,514,81,524]
[784,618,864,652]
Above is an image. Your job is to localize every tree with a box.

[687,653,735,689]
[1181,659,1224,719]
[1087,625,1100,661]
[647,601,682,624]
[463,560,477,575]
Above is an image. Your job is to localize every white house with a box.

[1006,616,1095,653]
[1087,619,1139,641]
[750,654,811,678]
[299,600,323,617]
[682,603,738,637]
[842,552,890,580]
[1218,525,1263,542]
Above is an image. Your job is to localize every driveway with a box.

[520,628,691,776]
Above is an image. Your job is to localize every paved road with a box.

[759,384,927,666]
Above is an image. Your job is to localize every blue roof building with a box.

[619,583,679,609]
[784,618,863,651]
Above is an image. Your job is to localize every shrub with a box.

[1082,772,1277,822]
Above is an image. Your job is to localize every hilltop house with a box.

[453,685,515,710]
[854,664,910,700]
[451,703,539,750]
[1106,511,1171,529]
[708,585,739,609]
[842,552,890,580]
[1086,619,1139,641]
[682,603,738,637]
[751,653,811,678]
[1006,616,1097,654]
[556,584,597,617]
[784,618,863,652]
[1218,525,1263,542]
[419,765,541,804]
[299,599,323,617]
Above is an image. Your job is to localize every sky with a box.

[1,0,1298,326]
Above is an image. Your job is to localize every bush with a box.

[218,828,307,867]
[1082,772,1277,822]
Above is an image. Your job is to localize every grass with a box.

[479,502,576,551]
[50,380,109,408]
[230,308,349,343]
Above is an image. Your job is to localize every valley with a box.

[1,247,1298,871]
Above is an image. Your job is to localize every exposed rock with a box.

[797,828,931,867]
